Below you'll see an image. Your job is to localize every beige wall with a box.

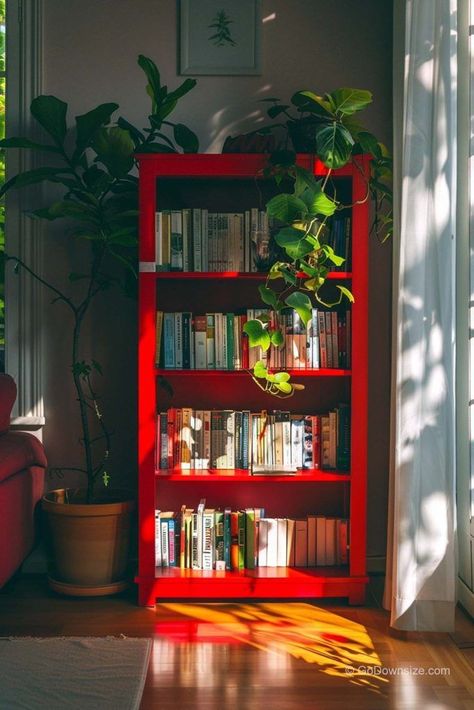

[40,0,393,557]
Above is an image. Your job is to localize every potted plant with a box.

[0,55,199,595]
[242,88,392,397]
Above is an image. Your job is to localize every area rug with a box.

[0,636,152,709]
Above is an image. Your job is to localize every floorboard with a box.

[0,575,473,710]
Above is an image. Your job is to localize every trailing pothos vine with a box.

[243,88,392,397]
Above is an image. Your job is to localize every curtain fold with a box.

[383,0,457,631]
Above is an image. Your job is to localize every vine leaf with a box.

[285,291,313,326]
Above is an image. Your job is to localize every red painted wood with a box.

[154,271,352,281]
[156,469,351,482]
[155,368,352,378]
[137,153,370,605]
[349,155,370,583]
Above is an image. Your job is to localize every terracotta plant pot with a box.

[42,488,135,597]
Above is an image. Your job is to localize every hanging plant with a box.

[243,88,392,397]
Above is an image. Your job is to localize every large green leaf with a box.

[355,130,382,159]
[30,96,68,145]
[258,284,278,307]
[291,91,334,118]
[243,319,271,350]
[285,291,313,326]
[274,226,306,248]
[138,55,162,109]
[167,78,197,104]
[303,182,337,217]
[0,167,72,198]
[329,88,372,116]
[173,123,199,153]
[266,194,307,223]
[92,126,135,178]
[0,136,60,153]
[316,122,354,169]
[117,117,145,147]
[74,103,119,156]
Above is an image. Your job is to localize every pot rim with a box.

[42,488,135,517]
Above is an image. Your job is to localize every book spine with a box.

[215,510,225,565]
[161,520,169,567]
[182,208,192,272]
[192,208,202,272]
[201,209,208,271]
[226,313,234,370]
[170,210,183,271]
[155,511,162,567]
[193,315,207,369]
[237,512,246,570]
[182,312,192,369]
[168,518,176,567]
[206,314,215,369]
[155,211,162,268]
[245,509,256,570]
[174,313,183,368]
[224,508,232,570]
[159,413,168,469]
[202,511,215,571]
[258,519,268,567]
[241,411,250,469]
[163,314,175,368]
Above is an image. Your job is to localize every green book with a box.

[226,313,235,370]
[238,511,246,570]
[245,509,255,570]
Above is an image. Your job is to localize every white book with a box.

[277,518,288,567]
[286,519,296,566]
[224,410,235,468]
[202,510,215,570]
[155,212,162,268]
[161,520,169,567]
[325,518,337,566]
[155,510,162,567]
[203,411,211,469]
[291,419,304,470]
[258,518,268,567]
[196,498,206,570]
[316,516,326,565]
[310,309,320,368]
[266,518,278,567]
[214,313,225,369]
[192,208,202,272]
[307,515,317,566]
[201,209,209,271]
[294,520,308,567]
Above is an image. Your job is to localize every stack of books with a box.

[155,406,350,472]
[155,503,349,570]
[155,209,352,274]
[155,208,269,272]
[156,308,351,370]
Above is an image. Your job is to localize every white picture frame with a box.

[179,0,262,76]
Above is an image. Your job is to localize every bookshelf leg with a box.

[348,584,366,606]
[138,582,156,608]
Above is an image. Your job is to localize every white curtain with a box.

[383,0,457,631]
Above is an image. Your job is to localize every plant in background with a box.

[244,88,392,397]
[0,55,198,502]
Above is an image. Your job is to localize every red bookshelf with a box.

[136,153,369,606]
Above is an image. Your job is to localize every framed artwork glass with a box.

[180,0,261,76]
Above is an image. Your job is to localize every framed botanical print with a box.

[179,0,262,76]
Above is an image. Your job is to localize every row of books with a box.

[155,209,352,274]
[156,406,350,472]
[155,208,269,272]
[155,503,349,570]
[326,215,352,272]
[156,308,351,370]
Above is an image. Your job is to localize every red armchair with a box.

[0,374,46,587]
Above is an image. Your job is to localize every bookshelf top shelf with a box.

[153,271,352,281]
[155,469,350,482]
[136,152,370,178]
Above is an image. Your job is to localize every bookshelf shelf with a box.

[155,368,352,378]
[137,153,370,607]
[135,566,367,600]
[154,271,352,281]
[155,469,351,482]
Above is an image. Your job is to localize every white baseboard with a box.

[457,577,474,619]
[367,555,386,574]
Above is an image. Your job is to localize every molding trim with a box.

[458,577,474,619]
[5,0,44,421]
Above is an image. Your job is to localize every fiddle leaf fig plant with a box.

[244,87,391,398]
[0,55,198,502]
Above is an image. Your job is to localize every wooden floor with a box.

[0,575,473,709]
